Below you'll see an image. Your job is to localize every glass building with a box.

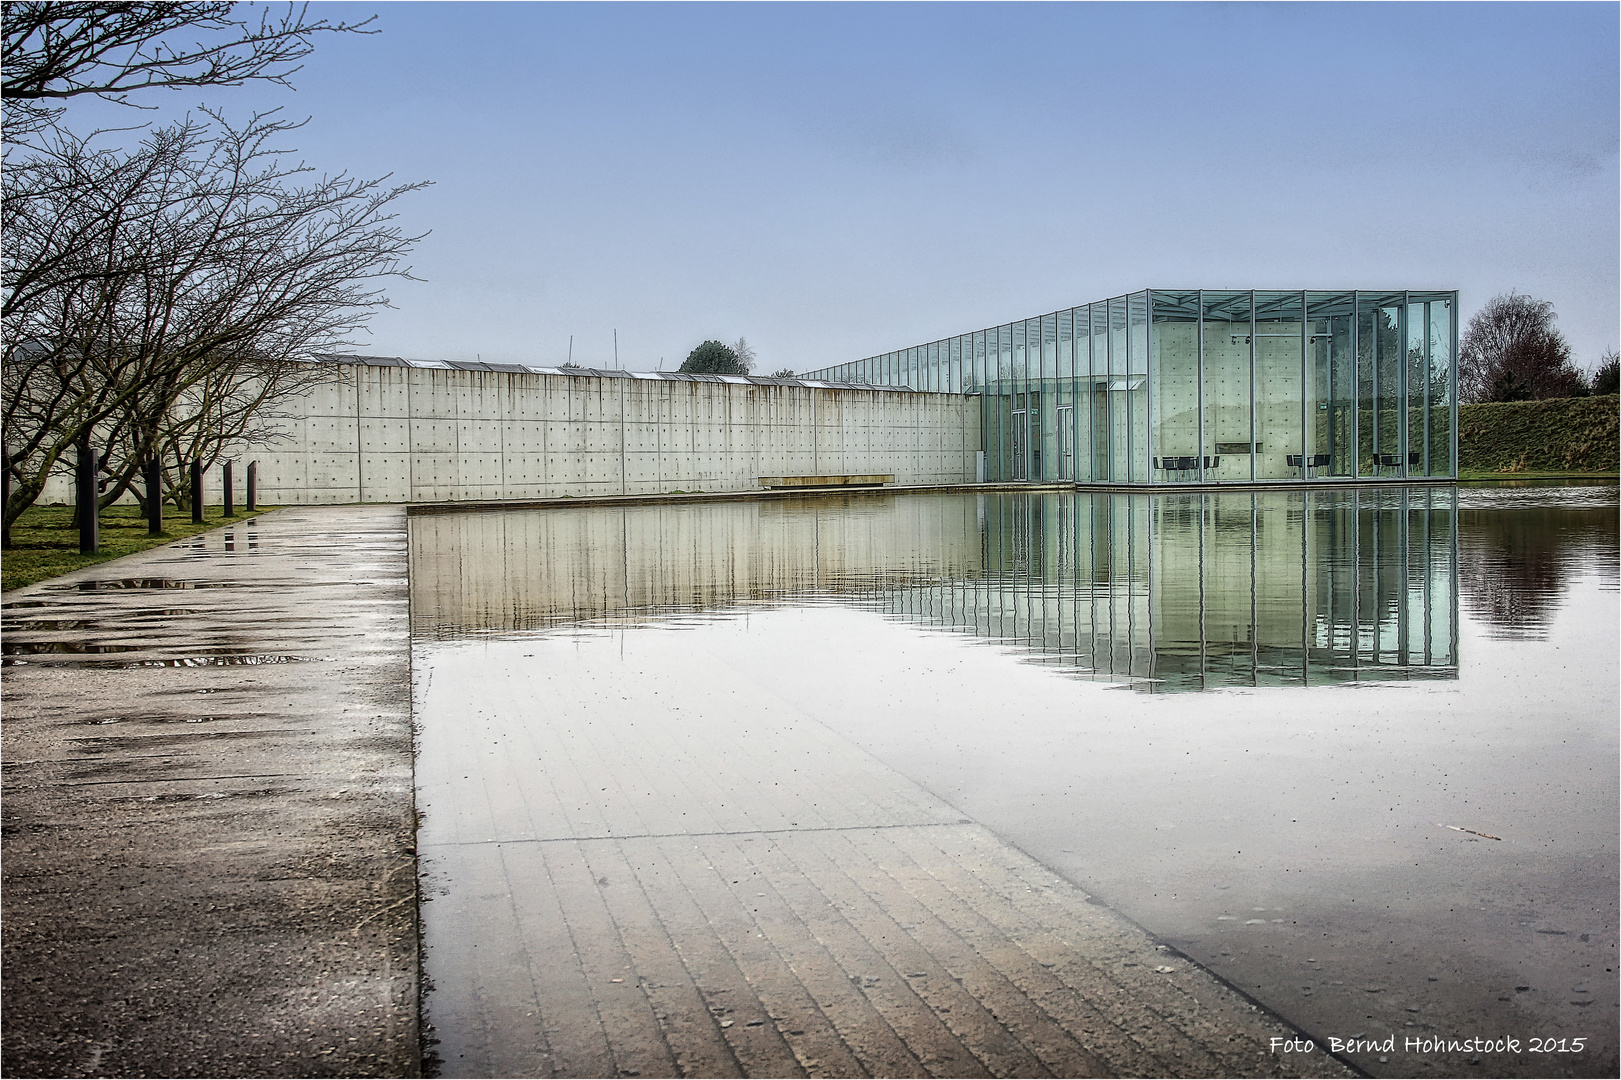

[801,290,1459,485]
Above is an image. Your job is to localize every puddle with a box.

[76,712,269,726]
[2,651,315,668]
[1,611,204,633]
[103,787,286,804]
[113,653,314,668]
[1,641,142,655]
[49,578,240,592]
[66,728,266,748]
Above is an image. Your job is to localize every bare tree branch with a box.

[2,2,372,138]
[3,2,373,136]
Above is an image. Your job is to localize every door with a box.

[1027,390,1042,480]
[1057,405,1075,480]
[1092,383,1111,481]
[1011,405,1027,480]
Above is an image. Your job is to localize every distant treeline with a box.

[1459,395,1619,474]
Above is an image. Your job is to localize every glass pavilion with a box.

[802,290,1459,485]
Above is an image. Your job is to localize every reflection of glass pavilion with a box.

[802,290,1459,485]
[881,489,1459,693]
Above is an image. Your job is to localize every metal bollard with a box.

[223,460,234,518]
[246,461,257,512]
[145,457,163,535]
[190,459,203,524]
[77,440,100,554]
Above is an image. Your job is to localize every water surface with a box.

[412,485,1617,1077]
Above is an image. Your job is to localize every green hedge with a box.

[1458,395,1619,474]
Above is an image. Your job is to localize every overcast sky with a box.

[58,2,1620,373]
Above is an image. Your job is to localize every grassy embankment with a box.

[2,504,275,592]
[1457,395,1618,480]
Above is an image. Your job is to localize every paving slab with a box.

[2,506,418,1078]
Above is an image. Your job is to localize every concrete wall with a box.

[231,364,979,505]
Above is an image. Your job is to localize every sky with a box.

[50,2,1620,374]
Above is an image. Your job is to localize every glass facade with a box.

[802,289,1459,485]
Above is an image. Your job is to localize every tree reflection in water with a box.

[1458,484,1619,639]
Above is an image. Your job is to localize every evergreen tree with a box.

[679,340,747,375]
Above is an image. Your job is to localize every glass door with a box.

[1092,384,1111,481]
[1057,405,1075,480]
[1027,390,1042,480]
[1011,399,1028,480]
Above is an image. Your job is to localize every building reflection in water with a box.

[409,488,1458,692]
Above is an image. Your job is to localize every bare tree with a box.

[2,1,372,138]
[1,3,425,536]
[731,337,755,375]
[2,112,426,529]
[1593,349,1619,396]
[1458,292,1585,403]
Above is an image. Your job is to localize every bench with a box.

[757,474,895,489]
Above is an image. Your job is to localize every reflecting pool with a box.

[412,485,1617,1078]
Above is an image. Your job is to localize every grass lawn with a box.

[3,503,278,593]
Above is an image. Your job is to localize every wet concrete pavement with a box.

[415,632,1356,1078]
[1,506,418,1078]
